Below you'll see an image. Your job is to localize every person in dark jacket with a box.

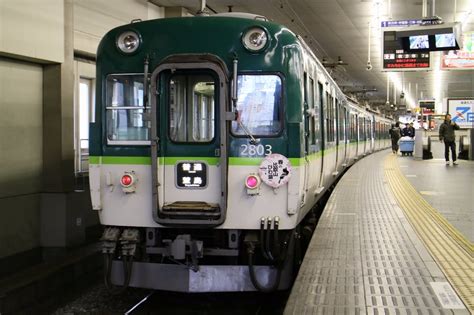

[404,122,415,138]
[439,114,460,165]
[389,122,401,154]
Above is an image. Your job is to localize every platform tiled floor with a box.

[396,156,474,243]
[284,150,470,315]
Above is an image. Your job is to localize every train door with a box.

[352,113,357,159]
[323,91,336,183]
[302,73,309,205]
[370,116,375,152]
[355,114,360,157]
[316,82,325,192]
[150,60,228,226]
[342,105,348,166]
[333,99,339,173]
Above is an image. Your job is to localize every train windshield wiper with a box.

[237,118,259,145]
[231,56,259,145]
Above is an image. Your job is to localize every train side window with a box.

[231,75,282,137]
[105,74,149,145]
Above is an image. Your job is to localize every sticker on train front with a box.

[258,153,292,188]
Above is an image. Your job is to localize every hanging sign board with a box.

[441,32,474,70]
[382,22,431,71]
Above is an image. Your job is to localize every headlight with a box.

[116,31,140,54]
[242,27,268,52]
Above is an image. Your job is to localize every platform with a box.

[285,150,473,315]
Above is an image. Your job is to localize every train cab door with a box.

[150,60,228,226]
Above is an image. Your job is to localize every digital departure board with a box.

[383,30,431,70]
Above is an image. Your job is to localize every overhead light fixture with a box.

[367,21,372,71]
[322,56,348,68]
[337,56,347,65]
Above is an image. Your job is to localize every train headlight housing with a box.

[242,27,269,52]
[120,171,137,193]
[116,31,140,54]
[245,173,261,196]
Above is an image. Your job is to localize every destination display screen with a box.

[383,31,431,70]
[176,162,207,188]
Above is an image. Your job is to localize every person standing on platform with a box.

[439,114,460,165]
[389,122,401,154]
[405,122,415,138]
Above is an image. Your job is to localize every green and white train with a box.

[89,12,392,292]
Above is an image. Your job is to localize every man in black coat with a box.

[439,114,460,165]
[389,122,401,154]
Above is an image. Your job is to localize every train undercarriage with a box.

[100,213,320,293]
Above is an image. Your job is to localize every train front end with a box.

[89,15,305,292]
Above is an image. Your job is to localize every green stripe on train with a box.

[89,156,220,165]
[89,156,151,165]
[89,156,302,166]
[88,143,380,167]
[228,157,301,166]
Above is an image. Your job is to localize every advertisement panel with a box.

[441,32,474,69]
[447,99,474,128]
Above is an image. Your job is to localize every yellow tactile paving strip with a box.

[384,154,474,313]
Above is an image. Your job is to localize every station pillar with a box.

[414,129,424,160]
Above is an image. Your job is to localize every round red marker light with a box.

[245,175,260,189]
[121,174,133,187]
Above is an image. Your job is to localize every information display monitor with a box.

[435,33,456,48]
[409,35,429,49]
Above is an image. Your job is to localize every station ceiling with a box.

[152,0,473,112]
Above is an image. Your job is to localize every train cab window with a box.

[231,75,282,136]
[169,74,216,142]
[106,74,149,144]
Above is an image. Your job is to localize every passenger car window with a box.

[106,74,149,144]
[231,75,282,136]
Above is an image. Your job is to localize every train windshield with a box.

[169,74,216,143]
[232,75,282,137]
[105,74,149,144]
